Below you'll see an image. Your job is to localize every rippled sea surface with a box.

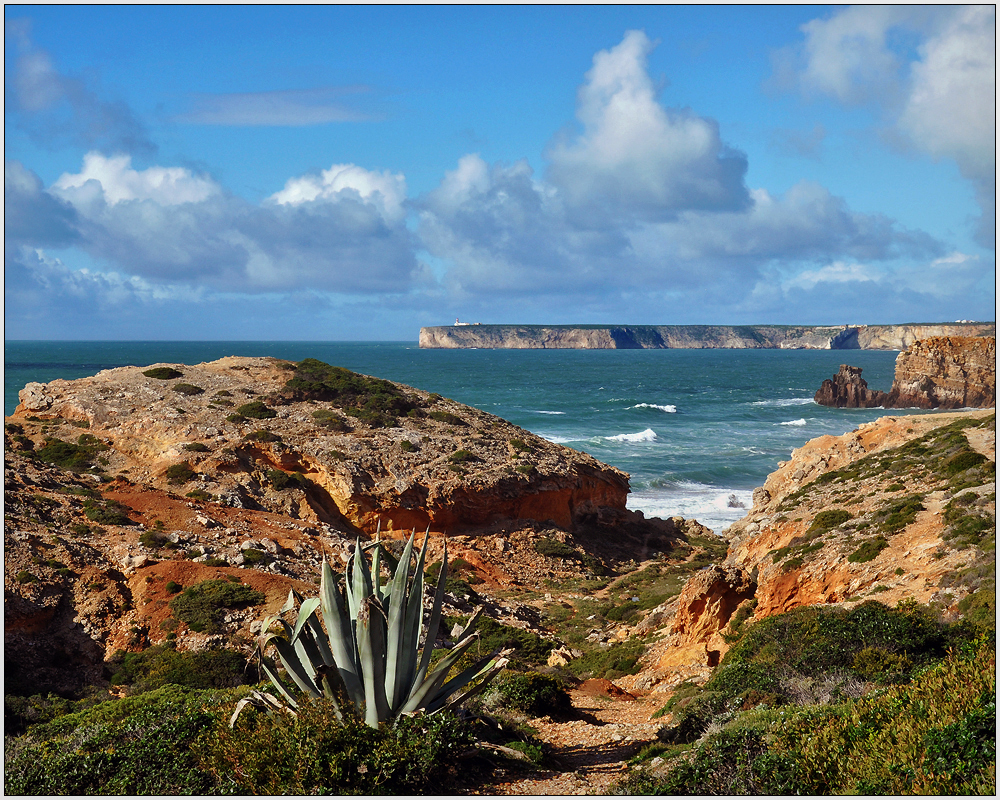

[5,340,936,532]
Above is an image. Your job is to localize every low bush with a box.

[35,435,108,472]
[83,498,132,525]
[266,469,309,491]
[107,645,257,694]
[202,699,476,794]
[490,671,572,716]
[183,442,210,452]
[534,538,577,559]
[168,579,265,633]
[236,401,277,420]
[311,408,350,431]
[847,536,888,563]
[429,410,465,426]
[172,383,204,396]
[142,367,183,380]
[246,429,281,443]
[186,489,214,501]
[165,461,197,485]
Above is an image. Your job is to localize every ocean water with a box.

[4,341,935,533]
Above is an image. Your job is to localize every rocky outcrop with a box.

[419,323,995,350]
[814,365,887,408]
[816,337,996,409]
[12,357,629,535]
[885,336,995,409]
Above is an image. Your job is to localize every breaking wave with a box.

[607,428,658,443]
[629,403,677,413]
[779,418,808,426]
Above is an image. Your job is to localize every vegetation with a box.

[183,441,210,452]
[107,645,258,694]
[266,469,309,491]
[284,358,421,427]
[168,579,265,633]
[236,400,277,419]
[35,434,108,472]
[142,367,183,380]
[165,461,197,484]
[534,537,577,559]
[489,671,572,716]
[429,410,465,426]
[83,497,132,525]
[239,534,507,728]
[311,408,351,431]
[172,383,204,396]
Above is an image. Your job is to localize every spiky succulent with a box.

[233,529,507,728]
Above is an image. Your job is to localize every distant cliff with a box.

[419,323,995,350]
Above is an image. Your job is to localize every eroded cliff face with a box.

[626,410,995,693]
[419,323,996,350]
[816,336,996,409]
[12,357,629,535]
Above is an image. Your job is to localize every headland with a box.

[418,322,996,350]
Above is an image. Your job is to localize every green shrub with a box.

[226,413,247,424]
[534,538,577,559]
[16,571,38,584]
[311,408,351,431]
[202,700,476,794]
[568,638,646,680]
[515,464,536,474]
[3,685,222,795]
[165,461,197,485]
[848,536,889,563]
[807,508,852,535]
[236,401,277,419]
[509,438,532,453]
[943,450,989,476]
[107,645,256,694]
[203,557,227,568]
[246,429,281,443]
[492,671,572,716]
[241,548,271,566]
[186,489,214,501]
[165,581,182,594]
[83,498,132,525]
[142,367,183,380]
[168,579,265,633]
[429,410,465,426]
[35,436,107,472]
[266,469,308,490]
[183,442,210,452]
[400,439,417,452]
[449,449,479,464]
[172,383,204,396]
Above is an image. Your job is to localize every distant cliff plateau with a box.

[419,323,996,351]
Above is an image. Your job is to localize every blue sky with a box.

[5,5,995,340]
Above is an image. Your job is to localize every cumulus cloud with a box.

[775,5,995,245]
[269,162,407,223]
[9,153,420,292]
[5,19,155,156]
[5,160,80,246]
[417,31,945,306]
[176,86,377,126]
[547,30,750,223]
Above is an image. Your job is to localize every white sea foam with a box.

[607,428,658,443]
[540,434,574,444]
[779,418,808,426]
[628,483,754,534]
[530,410,566,415]
[630,403,677,413]
[751,397,814,407]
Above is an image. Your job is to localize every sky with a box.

[4,5,996,341]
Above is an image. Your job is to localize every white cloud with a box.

[547,29,750,222]
[269,162,406,223]
[781,260,882,291]
[52,152,221,206]
[176,86,377,126]
[778,5,995,245]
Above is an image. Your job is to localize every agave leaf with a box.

[349,539,373,620]
[264,632,321,698]
[456,605,485,642]
[291,598,322,643]
[412,538,448,690]
[399,631,479,715]
[426,648,502,711]
[371,522,382,599]
[440,659,510,714]
[280,588,297,615]
[384,532,416,710]
[356,594,389,727]
[397,533,428,702]
[320,559,365,706]
[256,646,304,710]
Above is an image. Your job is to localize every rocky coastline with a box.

[419,322,995,350]
[815,335,996,409]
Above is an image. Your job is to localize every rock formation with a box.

[626,409,995,695]
[419,323,995,350]
[816,336,996,409]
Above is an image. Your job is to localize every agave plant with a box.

[233,529,508,728]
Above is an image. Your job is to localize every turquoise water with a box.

[4,341,932,532]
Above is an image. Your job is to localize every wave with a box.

[629,403,677,413]
[530,410,566,415]
[607,428,658,443]
[627,484,754,533]
[779,418,808,426]
[751,397,815,407]
[540,434,574,444]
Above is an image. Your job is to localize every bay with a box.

[4,340,934,533]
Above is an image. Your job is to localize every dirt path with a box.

[479,688,664,795]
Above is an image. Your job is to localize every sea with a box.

[3,341,939,534]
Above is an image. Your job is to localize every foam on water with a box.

[628,482,754,534]
[779,418,808,426]
[529,410,566,415]
[751,397,815,407]
[607,428,658,443]
[629,403,677,413]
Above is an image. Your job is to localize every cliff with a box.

[419,322,995,350]
[816,336,996,409]
[629,409,995,690]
